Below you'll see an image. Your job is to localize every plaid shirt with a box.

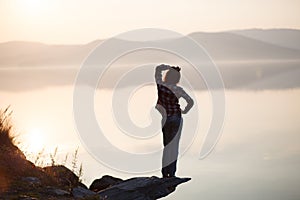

[156,83,182,117]
[155,64,193,117]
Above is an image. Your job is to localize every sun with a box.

[27,128,45,153]
[23,0,44,11]
[16,0,49,18]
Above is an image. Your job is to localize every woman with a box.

[155,64,194,177]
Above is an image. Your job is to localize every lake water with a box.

[0,63,300,200]
[1,67,300,199]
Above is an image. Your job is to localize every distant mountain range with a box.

[0,29,299,67]
[231,29,300,51]
[0,29,299,91]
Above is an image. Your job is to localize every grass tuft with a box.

[0,106,15,148]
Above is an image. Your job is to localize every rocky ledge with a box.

[94,175,191,200]
[1,172,191,200]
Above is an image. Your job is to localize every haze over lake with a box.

[1,29,300,199]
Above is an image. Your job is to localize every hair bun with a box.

[171,66,181,72]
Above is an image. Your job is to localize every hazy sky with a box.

[1,0,300,44]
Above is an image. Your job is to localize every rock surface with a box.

[43,165,86,189]
[21,177,42,187]
[98,176,191,200]
[90,175,123,192]
[72,186,97,199]
[47,188,69,196]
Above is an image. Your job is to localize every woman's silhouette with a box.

[155,64,194,177]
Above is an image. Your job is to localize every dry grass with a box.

[0,106,15,148]
[0,106,90,199]
[0,107,85,192]
[0,107,53,182]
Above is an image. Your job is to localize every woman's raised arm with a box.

[155,64,170,84]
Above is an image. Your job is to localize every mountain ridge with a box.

[0,29,300,67]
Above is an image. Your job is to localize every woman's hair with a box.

[164,66,181,84]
